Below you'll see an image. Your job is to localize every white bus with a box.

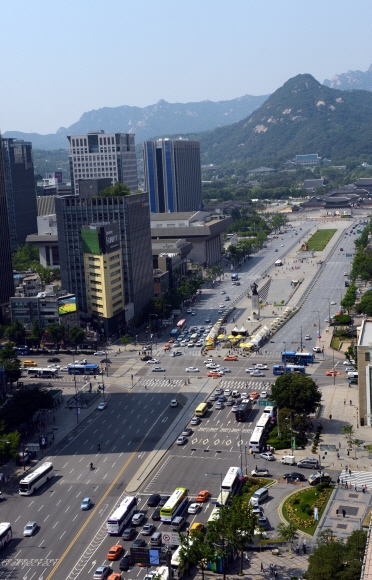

[171,539,193,579]
[249,426,266,452]
[221,467,243,495]
[19,462,54,495]
[255,413,270,431]
[145,566,169,580]
[106,496,137,534]
[216,490,230,506]
[27,367,58,378]
[0,523,12,549]
[207,507,220,525]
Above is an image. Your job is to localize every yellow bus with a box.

[195,403,208,417]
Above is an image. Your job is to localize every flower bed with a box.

[282,485,334,535]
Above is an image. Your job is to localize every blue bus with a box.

[273,364,285,375]
[68,364,99,375]
[285,364,305,374]
[17,345,30,355]
[281,351,314,365]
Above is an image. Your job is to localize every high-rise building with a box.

[68,131,138,195]
[55,190,153,336]
[1,138,38,250]
[0,140,15,322]
[143,139,202,213]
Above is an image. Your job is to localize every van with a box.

[195,403,208,417]
[150,532,162,546]
[22,360,37,367]
[348,371,358,379]
[280,455,296,465]
[249,487,268,505]
[297,458,319,469]
[171,516,185,531]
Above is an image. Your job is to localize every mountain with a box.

[181,74,372,166]
[324,64,372,92]
[3,94,269,150]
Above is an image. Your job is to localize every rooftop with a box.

[358,319,372,347]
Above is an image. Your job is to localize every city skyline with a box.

[1,0,372,134]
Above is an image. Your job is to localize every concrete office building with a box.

[55,190,153,335]
[1,138,38,250]
[26,214,59,268]
[0,140,14,322]
[10,293,78,331]
[68,131,138,195]
[357,319,372,427]
[81,223,125,336]
[143,139,202,213]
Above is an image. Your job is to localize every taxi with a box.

[325,370,340,376]
[163,344,170,351]
[224,355,238,361]
[22,360,37,367]
[106,544,123,560]
[189,522,204,535]
[207,371,222,377]
[250,391,259,400]
[196,490,210,502]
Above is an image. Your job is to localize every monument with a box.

[251,281,260,320]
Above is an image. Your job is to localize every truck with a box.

[280,455,296,465]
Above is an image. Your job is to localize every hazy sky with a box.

[2,0,372,134]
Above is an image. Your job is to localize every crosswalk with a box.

[338,468,372,490]
[135,378,184,389]
[218,379,273,391]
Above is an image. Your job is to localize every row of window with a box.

[74,160,116,167]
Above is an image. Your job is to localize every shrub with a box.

[292,498,300,505]
[300,502,311,514]
[316,482,330,492]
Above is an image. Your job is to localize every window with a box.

[111,284,122,292]
[366,353,370,362]
[110,262,120,269]
[112,292,122,300]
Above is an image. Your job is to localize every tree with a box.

[12,243,39,270]
[276,522,298,546]
[270,213,288,233]
[345,343,357,365]
[47,323,65,348]
[98,181,131,197]
[364,443,372,457]
[340,283,357,313]
[271,373,322,415]
[342,424,355,450]
[0,386,53,431]
[69,326,85,352]
[30,321,44,347]
[306,541,347,580]
[5,320,25,345]
[226,495,256,574]
[178,530,213,580]
[0,343,22,386]
[356,289,372,316]
[120,334,132,350]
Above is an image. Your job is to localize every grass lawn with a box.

[282,485,334,535]
[302,229,337,251]
[331,338,341,349]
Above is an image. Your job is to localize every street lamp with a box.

[149,314,158,353]
[311,310,321,339]
[283,342,287,371]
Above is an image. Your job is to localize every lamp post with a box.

[71,353,79,424]
[149,314,158,354]
[283,341,287,371]
[312,310,321,339]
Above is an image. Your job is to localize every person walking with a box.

[303,539,307,554]
[260,562,264,572]
[349,468,352,476]
[342,509,346,517]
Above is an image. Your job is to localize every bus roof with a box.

[19,462,53,484]
[162,487,187,510]
[177,319,186,327]
[107,496,136,521]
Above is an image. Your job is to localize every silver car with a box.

[23,521,37,536]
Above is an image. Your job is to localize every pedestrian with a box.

[270,563,273,574]
[350,400,352,405]
[339,442,341,448]
[329,414,332,420]
[303,539,307,554]
[260,562,264,572]
[342,509,346,518]
[337,452,340,459]
[349,468,351,476]
[256,465,258,470]
[337,477,340,485]
[336,509,339,515]
[363,486,366,494]
[347,449,350,456]
[296,544,300,555]
[344,399,346,405]
[274,571,278,578]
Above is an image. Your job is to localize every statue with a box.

[251,282,258,296]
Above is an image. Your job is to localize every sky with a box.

[1,0,372,134]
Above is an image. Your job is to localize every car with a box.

[119,555,134,571]
[170,400,178,407]
[189,522,204,535]
[47,364,60,369]
[132,539,146,548]
[260,452,275,461]
[331,301,337,305]
[199,326,205,331]
[350,359,356,365]
[23,521,37,536]
[340,248,343,251]
[147,359,160,364]
[224,389,231,396]
[283,472,305,481]
[232,390,240,398]
[180,341,187,347]
[187,309,192,314]
[132,512,146,525]
[224,355,237,361]
[147,493,161,507]
[107,544,123,560]
[251,370,265,377]
[152,367,166,372]
[251,468,269,477]
[94,351,106,356]
[215,387,223,394]
[232,404,239,412]
[188,502,200,514]
[325,370,340,376]
[47,357,60,363]
[259,391,268,399]
[240,392,247,399]
[275,249,278,252]
[343,360,351,365]
[252,505,264,516]
[313,346,322,353]
[206,363,218,369]
[122,527,136,540]
[186,367,199,372]
[97,401,107,410]
[226,399,234,406]
[188,342,195,347]
[304,335,311,340]
[101,358,111,364]
[345,367,355,372]
[225,296,230,301]
[173,342,180,348]
[172,351,182,357]
[191,311,196,315]
[257,516,268,530]
[344,272,348,276]
[151,508,161,521]
[221,367,231,373]
[209,394,217,401]
[281,244,284,247]
[141,523,155,536]
[60,366,69,372]
[81,497,92,510]
[218,395,226,402]
[107,574,121,580]
[221,290,226,294]
[93,566,112,579]
[218,309,224,313]
[219,304,224,308]
[256,364,268,370]
[177,436,187,445]
[163,344,170,351]
[191,416,200,425]
[168,339,174,344]
[250,392,259,400]
[195,341,203,347]
[182,427,193,436]
[196,489,210,502]
[141,355,152,361]
[207,371,222,377]
[308,472,332,486]
[215,402,223,410]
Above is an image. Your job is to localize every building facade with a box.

[143,139,202,213]
[68,131,138,195]
[0,139,15,322]
[55,192,153,334]
[1,138,38,250]
[26,214,59,268]
[82,223,125,337]
[10,293,78,331]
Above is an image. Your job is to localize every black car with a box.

[101,358,111,364]
[47,357,60,363]
[141,355,152,361]
[122,527,136,540]
[147,493,161,507]
[119,555,134,571]
[159,495,170,507]
[151,508,161,521]
[206,401,213,409]
[283,472,306,481]
[132,539,146,548]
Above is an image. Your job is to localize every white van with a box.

[249,487,269,505]
[281,455,296,465]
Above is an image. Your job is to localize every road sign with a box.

[130,547,166,566]
[162,531,180,546]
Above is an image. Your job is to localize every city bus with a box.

[216,490,230,506]
[0,523,12,549]
[285,364,305,374]
[170,327,180,338]
[249,426,266,453]
[19,462,54,495]
[195,403,208,417]
[235,400,252,422]
[256,413,270,432]
[16,345,29,355]
[177,319,186,331]
[207,507,220,525]
[281,351,314,365]
[160,487,188,523]
[272,364,285,375]
[221,467,243,495]
[171,539,193,579]
[27,368,58,378]
[68,363,99,375]
[106,496,137,534]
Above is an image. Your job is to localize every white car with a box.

[94,351,106,356]
[195,341,203,347]
[47,364,60,369]
[260,391,268,399]
[256,364,267,370]
[97,401,107,410]
[221,291,226,294]
[304,335,311,340]
[224,389,231,396]
[345,367,355,372]
[170,400,178,407]
[191,311,196,316]
[206,363,218,369]
[343,360,351,365]
[152,367,166,372]
[251,370,265,377]
[246,367,256,373]
[186,367,199,372]
[232,390,240,397]
[177,436,186,445]
[260,452,275,461]
[331,301,337,305]
[215,401,223,410]
[190,417,200,425]
[60,366,69,372]
[147,359,160,364]
[180,341,187,347]
[240,392,248,399]
[188,502,200,514]
[204,359,214,364]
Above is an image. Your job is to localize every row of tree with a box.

[2,320,85,351]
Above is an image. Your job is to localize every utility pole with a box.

[300,326,303,352]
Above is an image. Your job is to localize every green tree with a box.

[276,522,298,546]
[120,334,132,350]
[270,213,288,233]
[98,181,131,197]
[0,429,21,463]
[364,443,372,457]
[271,373,322,415]
[340,283,357,313]
[226,495,256,574]
[69,326,85,352]
[0,342,22,386]
[356,289,372,316]
[5,320,26,345]
[47,323,65,349]
[342,424,355,450]
[345,343,357,365]
[306,541,347,580]
[178,530,213,580]
[0,387,53,431]
[206,506,231,580]
[12,243,39,270]
[30,321,44,347]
